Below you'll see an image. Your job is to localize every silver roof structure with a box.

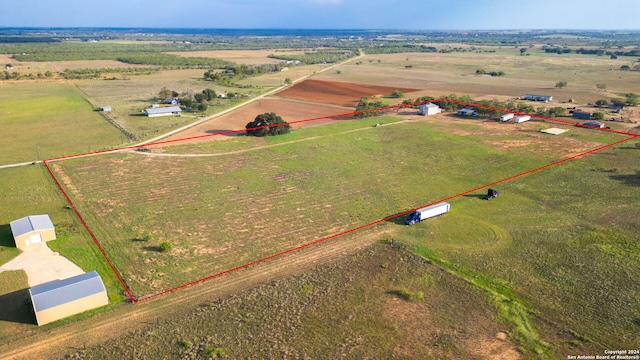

[144,106,182,116]
[10,215,54,238]
[29,271,106,312]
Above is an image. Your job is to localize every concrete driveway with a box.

[0,243,84,286]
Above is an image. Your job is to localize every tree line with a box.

[268,50,355,64]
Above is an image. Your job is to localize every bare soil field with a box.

[171,49,305,65]
[163,97,353,144]
[276,79,420,107]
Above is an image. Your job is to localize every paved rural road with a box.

[0,51,363,169]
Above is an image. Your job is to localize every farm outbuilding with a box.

[10,215,56,250]
[418,103,442,116]
[29,270,108,326]
[523,94,553,102]
[573,111,592,120]
[458,108,477,116]
[144,106,182,117]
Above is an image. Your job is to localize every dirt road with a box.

[0,226,387,360]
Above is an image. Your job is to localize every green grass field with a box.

[49,115,639,357]
[0,82,125,165]
[0,165,127,344]
[0,166,126,301]
[404,144,640,357]
[75,68,290,140]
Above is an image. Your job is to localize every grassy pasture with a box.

[66,244,521,359]
[0,81,124,165]
[321,51,640,105]
[74,68,312,140]
[403,143,640,357]
[51,117,620,300]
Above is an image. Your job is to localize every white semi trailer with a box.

[500,113,515,122]
[515,115,531,123]
[405,202,450,225]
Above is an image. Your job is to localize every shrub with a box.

[179,340,192,348]
[397,288,424,302]
[205,346,227,357]
[390,90,404,98]
[159,241,173,252]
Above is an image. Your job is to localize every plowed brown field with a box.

[276,79,420,107]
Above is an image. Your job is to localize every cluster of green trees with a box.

[620,64,640,71]
[0,70,54,80]
[355,97,389,118]
[268,50,355,64]
[595,94,639,107]
[475,69,505,76]
[544,46,640,58]
[203,63,282,84]
[3,43,233,70]
[116,53,230,68]
[245,113,291,137]
[360,44,436,55]
[61,67,158,79]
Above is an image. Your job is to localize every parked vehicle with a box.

[500,113,515,122]
[405,202,450,225]
[485,188,498,200]
[515,115,531,123]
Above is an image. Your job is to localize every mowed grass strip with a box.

[51,118,620,297]
[0,82,124,165]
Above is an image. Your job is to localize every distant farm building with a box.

[144,106,182,117]
[10,215,56,250]
[165,98,178,105]
[418,103,442,116]
[29,271,108,326]
[572,111,592,120]
[100,106,112,112]
[150,103,160,108]
[579,121,605,129]
[523,94,553,102]
[608,103,625,112]
[458,108,477,116]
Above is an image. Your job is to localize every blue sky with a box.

[1,0,638,30]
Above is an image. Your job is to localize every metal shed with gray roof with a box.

[10,215,56,249]
[144,106,182,117]
[29,270,108,325]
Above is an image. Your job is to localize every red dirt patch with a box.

[276,79,420,107]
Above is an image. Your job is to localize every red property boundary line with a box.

[42,99,639,303]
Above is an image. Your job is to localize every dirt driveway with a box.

[0,243,85,286]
